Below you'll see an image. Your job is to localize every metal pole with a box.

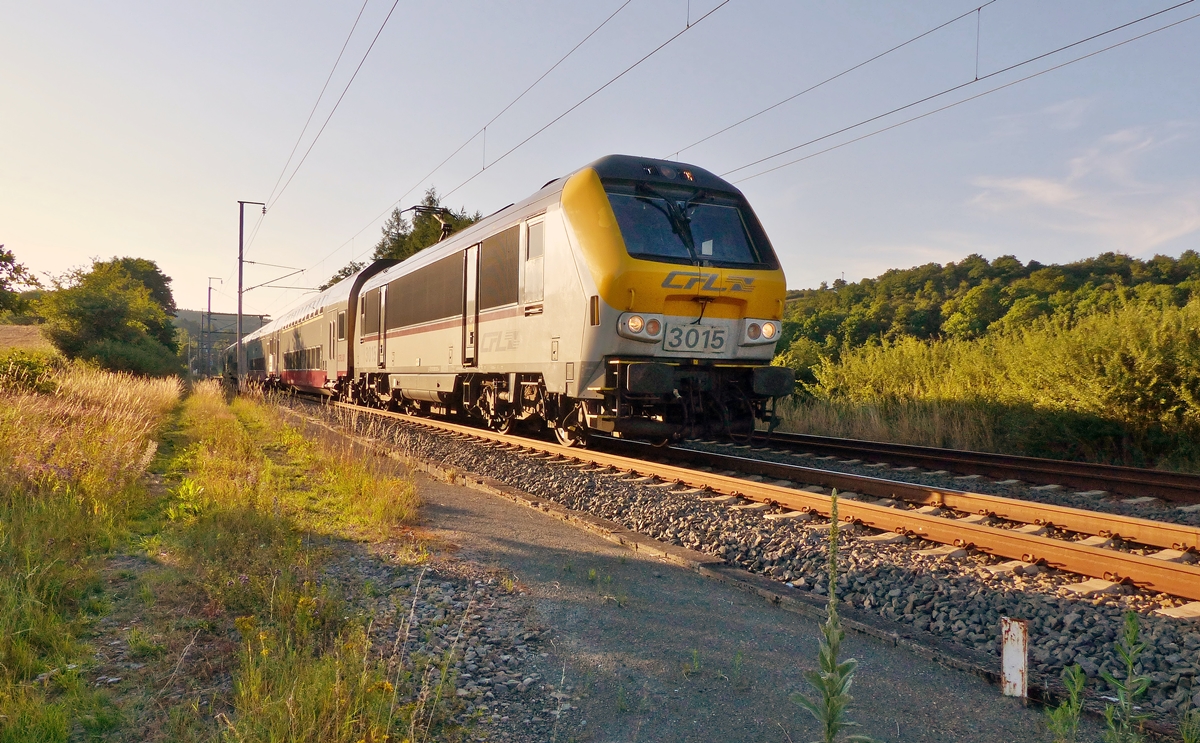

[207,277,220,377]
[237,203,245,390]
[236,201,264,391]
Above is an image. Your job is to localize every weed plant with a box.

[791,491,875,743]
[1100,612,1151,743]
[1046,664,1086,743]
[1180,704,1200,743]
[779,299,1200,469]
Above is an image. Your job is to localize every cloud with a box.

[969,124,1200,254]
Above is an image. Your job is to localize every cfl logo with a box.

[660,271,755,293]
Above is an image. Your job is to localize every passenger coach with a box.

[228,154,794,446]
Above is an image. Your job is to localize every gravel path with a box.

[416,473,1077,741]
[301,402,1200,728]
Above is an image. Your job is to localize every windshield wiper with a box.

[635,185,708,263]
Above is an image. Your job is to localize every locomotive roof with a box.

[235,153,743,348]
[360,153,739,293]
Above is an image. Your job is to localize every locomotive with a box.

[227,154,794,446]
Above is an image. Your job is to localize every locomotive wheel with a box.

[725,388,757,444]
[554,405,589,448]
[494,415,515,435]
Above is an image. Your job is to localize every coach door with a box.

[462,245,479,367]
[377,286,387,367]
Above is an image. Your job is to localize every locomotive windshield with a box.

[605,182,778,270]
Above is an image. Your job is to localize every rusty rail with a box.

[759,431,1200,504]
[322,403,1200,601]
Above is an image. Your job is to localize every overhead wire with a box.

[731,8,1200,184]
[440,0,731,201]
[264,0,372,209]
[668,0,998,159]
[266,0,403,212]
[721,0,1197,179]
[294,0,638,283]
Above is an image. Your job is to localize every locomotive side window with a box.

[337,311,345,341]
[524,220,544,304]
[385,253,464,329]
[362,288,381,335]
[479,225,520,310]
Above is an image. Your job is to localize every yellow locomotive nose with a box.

[562,167,787,324]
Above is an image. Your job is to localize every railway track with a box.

[748,430,1200,505]
[315,401,1200,606]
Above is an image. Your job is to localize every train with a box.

[226,154,794,446]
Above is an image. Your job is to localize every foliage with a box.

[790,491,875,743]
[324,188,479,290]
[168,384,438,741]
[0,245,39,314]
[1100,612,1151,743]
[1046,664,1086,743]
[0,349,62,395]
[1180,703,1200,743]
[780,251,1200,365]
[318,261,365,291]
[779,297,1200,469]
[39,258,181,376]
[0,364,181,740]
[374,188,480,262]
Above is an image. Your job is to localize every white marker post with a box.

[1001,617,1029,698]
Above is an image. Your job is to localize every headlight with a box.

[618,312,665,342]
[762,322,777,340]
[747,322,762,340]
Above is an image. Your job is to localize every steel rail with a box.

[320,402,1200,601]
[609,441,1200,553]
[758,431,1200,504]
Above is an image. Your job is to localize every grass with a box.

[0,359,182,739]
[778,299,1200,470]
[0,365,449,741]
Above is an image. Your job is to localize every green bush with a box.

[785,298,1200,469]
[0,349,62,394]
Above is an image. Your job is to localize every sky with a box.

[2,0,1198,318]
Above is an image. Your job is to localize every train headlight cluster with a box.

[741,320,780,346]
[618,312,665,342]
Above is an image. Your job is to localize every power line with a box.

[721,0,1196,179]
[731,8,1200,184]
[265,0,371,208]
[294,0,637,282]
[441,0,731,201]
[669,0,998,159]
[267,0,403,212]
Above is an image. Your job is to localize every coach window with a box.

[524,219,544,304]
[337,311,346,341]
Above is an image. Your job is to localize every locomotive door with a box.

[377,286,386,368]
[462,245,479,367]
[328,320,336,380]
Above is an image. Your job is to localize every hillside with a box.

[777,251,1200,379]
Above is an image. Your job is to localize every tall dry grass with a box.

[0,359,181,739]
[781,299,1200,468]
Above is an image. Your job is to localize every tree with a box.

[40,260,181,376]
[319,261,365,291]
[92,257,177,348]
[373,188,480,262]
[0,245,38,314]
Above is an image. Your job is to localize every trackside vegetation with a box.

[0,358,459,740]
[0,353,182,738]
[775,252,1200,469]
